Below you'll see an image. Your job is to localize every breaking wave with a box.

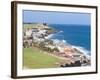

[45,34,55,39]
[72,45,90,59]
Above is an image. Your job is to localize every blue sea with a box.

[48,24,91,54]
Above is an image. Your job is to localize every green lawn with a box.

[23,24,34,29]
[23,47,62,69]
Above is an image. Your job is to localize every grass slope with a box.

[23,47,62,69]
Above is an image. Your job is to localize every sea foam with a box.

[45,34,55,39]
[72,45,90,59]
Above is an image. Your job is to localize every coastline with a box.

[44,27,90,57]
[23,23,91,67]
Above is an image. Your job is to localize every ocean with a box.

[48,24,91,55]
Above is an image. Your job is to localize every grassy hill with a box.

[23,23,50,30]
[23,47,63,69]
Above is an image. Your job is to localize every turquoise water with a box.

[49,24,91,51]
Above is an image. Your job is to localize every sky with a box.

[23,10,91,25]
